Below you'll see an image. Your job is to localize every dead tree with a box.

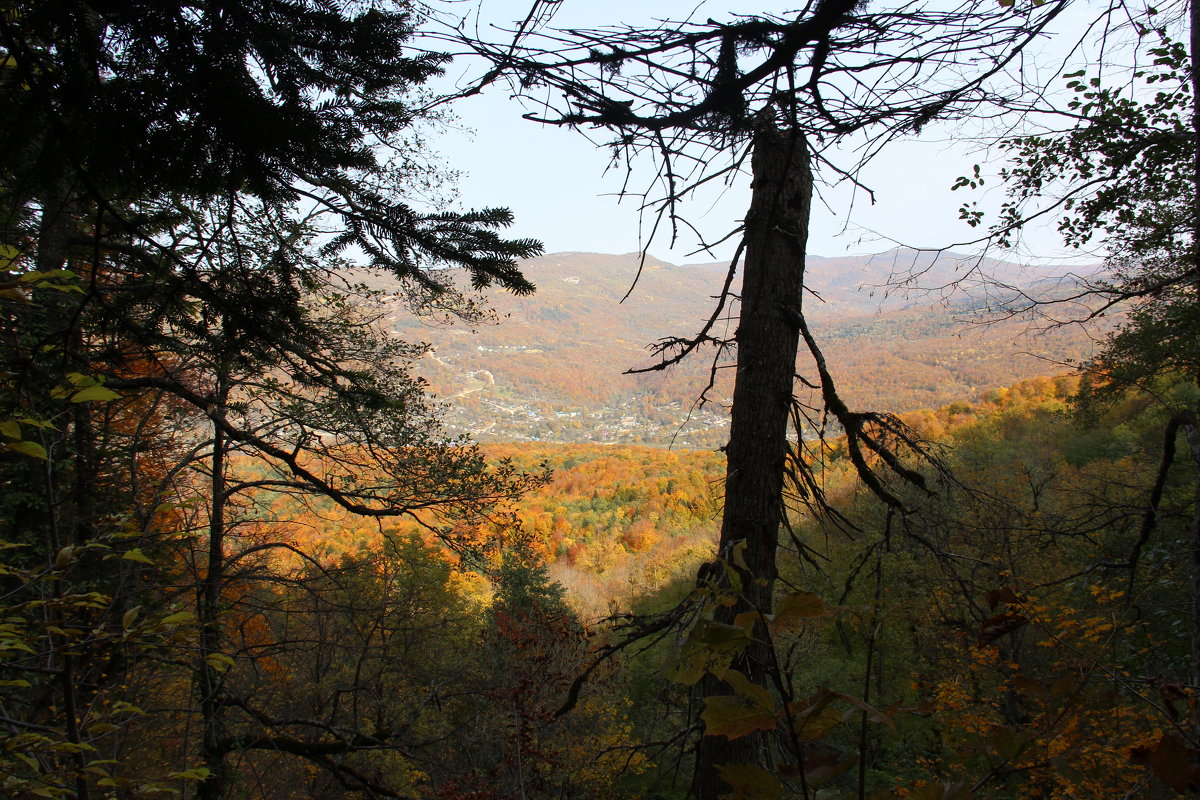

[444,1,1073,794]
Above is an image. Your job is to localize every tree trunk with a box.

[1189,0,1200,742]
[198,373,231,800]
[691,122,812,800]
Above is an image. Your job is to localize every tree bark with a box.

[198,372,231,800]
[691,122,811,800]
[1189,0,1200,742]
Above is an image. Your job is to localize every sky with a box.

[423,0,1110,266]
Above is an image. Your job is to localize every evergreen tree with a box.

[0,2,542,797]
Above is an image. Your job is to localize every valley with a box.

[386,249,1105,447]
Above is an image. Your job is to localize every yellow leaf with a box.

[702,695,778,740]
[713,667,775,710]
[122,548,153,564]
[55,545,75,569]
[770,591,827,633]
[0,420,20,439]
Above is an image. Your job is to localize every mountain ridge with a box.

[383,248,1105,447]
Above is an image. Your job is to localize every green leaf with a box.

[0,244,21,268]
[158,611,194,627]
[55,545,75,569]
[169,767,213,782]
[691,619,752,649]
[122,606,141,629]
[0,420,20,439]
[69,385,121,403]
[205,652,235,673]
[7,440,46,459]
[662,647,709,686]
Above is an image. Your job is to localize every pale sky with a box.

[424,1,1110,265]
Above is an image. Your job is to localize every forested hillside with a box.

[70,374,1184,798]
[390,251,1104,447]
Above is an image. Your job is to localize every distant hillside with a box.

[384,249,1106,447]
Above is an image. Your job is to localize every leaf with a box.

[69,385,121,403]
[714,667,775,709]
[122,606,141,629]
[662,646,709,686]
[832,690,895,728]
[0,244,21,268]
[111,701,147,716]
[7,440,46,459]
[975,613,1027,647]
[702,695,778,740]
[205,652,236,673]
[0,420,20,439]
[714,763,784,800]
[691,619,752,649]
[169,767,213,782]
[121,548,153,564]
[55,545,75,569]
[787,690,843,741]
[770,591,827,632]
[732,610,760,631]
[158,610,194,627]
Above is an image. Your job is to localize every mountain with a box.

[384,249,1105,447]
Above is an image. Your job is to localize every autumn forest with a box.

[3,2,1200,800]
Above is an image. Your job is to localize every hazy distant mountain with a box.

[684,248,1097,316]
[385,249,1105,447]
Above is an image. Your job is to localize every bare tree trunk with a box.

[198,373,231,800]
[691,122,811,800]
[1186,11,1200,709]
